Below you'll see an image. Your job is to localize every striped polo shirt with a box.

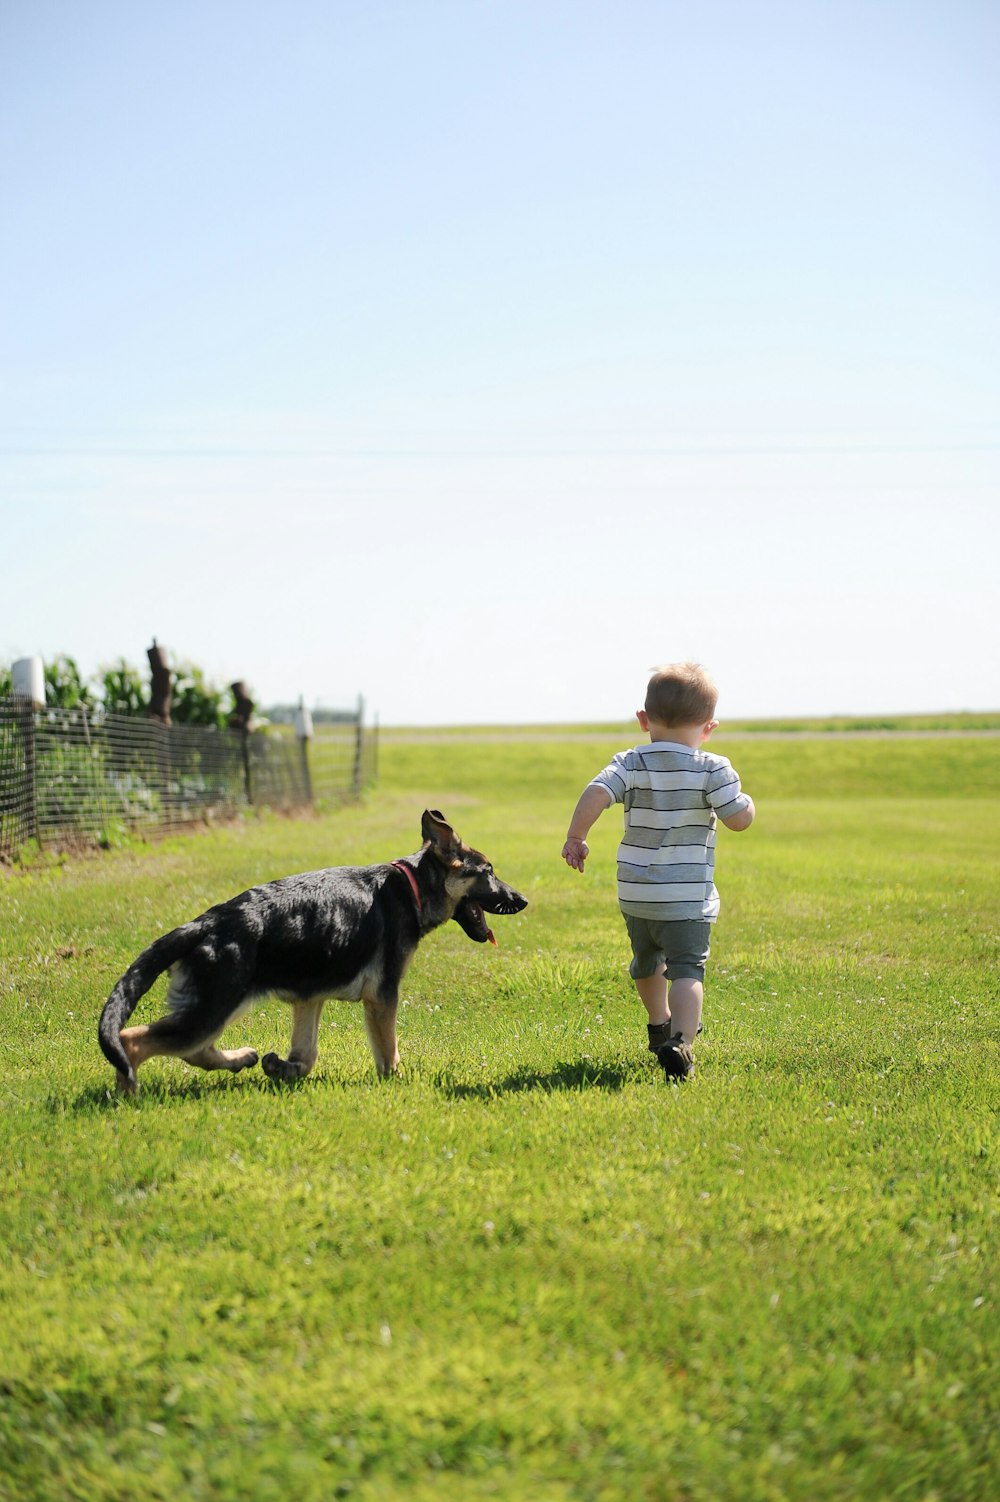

[590,741,750,922]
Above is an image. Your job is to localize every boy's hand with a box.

[562,837,590,872]
[562,785,609,873]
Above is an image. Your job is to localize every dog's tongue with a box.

[487,928,497,946]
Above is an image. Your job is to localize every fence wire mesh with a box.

[0,698,376,858]
[0,698,35,854]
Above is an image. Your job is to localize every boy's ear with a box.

[421,809,462,863]
[636,708,650,731]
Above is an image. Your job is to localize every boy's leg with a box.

[661,922,710,1042]
[635,970,668,1027]
[655,921,711,1079]
[624,916,707,1071]
[636,971,675,1054]
[665,977,703,1045]
[635,969,704,1040]
[623,916,673,1049]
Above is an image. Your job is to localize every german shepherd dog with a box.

[98,810,527,1095]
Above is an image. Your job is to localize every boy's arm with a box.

[720,795,755,832]
[562,784,613,871]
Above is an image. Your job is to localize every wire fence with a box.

[0,697,377,859]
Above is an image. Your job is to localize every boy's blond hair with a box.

[645,662,718,727]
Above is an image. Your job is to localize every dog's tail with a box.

[98,922,203,1090]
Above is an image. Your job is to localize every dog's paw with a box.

[261,1052,308,1084]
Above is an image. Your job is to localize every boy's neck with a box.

[639,713,718,749]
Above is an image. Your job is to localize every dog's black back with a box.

[98,809,526,1094]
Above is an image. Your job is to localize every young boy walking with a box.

[562,663,754,1079]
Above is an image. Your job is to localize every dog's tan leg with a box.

[182,1043,259,1075]
[261,999,324,1084]
[120,1016,257,1084]
[362,993,400,1078]
[118,968,254,1088]
[119,1022,179,1073]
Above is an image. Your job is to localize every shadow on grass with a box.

[435,1057,641,1099]
[52,1071,316,1113]
[57,1056,646,1111]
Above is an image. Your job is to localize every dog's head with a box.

[421,808,528,943]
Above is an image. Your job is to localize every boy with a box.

[562,663,754,1080]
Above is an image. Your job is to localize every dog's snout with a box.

[478,877,528,916]
[496,887,528,915]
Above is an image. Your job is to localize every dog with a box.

[98,809,527,1095]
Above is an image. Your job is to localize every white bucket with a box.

[293,700,314,740]
[12,656,45,707]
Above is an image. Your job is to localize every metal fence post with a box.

[11,662,44,849]
[294,698,314,805]
[353,695,365,797]
[24,701,40,846]
[240,728,253,806]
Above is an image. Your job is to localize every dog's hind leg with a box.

[181,1042,260,1075]
[119,1015,259,1084]
[119,963,257,1089]
[362,990,400,1078]
[261,999,325,1084]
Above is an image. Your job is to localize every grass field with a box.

[1,729,997,1500]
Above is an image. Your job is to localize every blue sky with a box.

[2,0,997,724]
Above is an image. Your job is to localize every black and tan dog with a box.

[98,810,527,1095]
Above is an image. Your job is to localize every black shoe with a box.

[647,1022,673,1055]
[656,1034,695,1080]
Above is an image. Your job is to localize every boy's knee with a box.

[666,961,706,983]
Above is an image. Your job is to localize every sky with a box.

[2,0,997,725]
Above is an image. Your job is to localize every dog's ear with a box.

[422,809,462,865]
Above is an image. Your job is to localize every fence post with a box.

[293,698,314,805]
[23,700,40,847]
[235,729,251,807]
[147,640,172,724]
[230,682,254,807]
[353,695,365,797]
[12,660,45,847]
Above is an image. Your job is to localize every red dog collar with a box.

[390,860,422,913]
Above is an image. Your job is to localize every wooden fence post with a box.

[147,640,172,724]
[230,682,254,806]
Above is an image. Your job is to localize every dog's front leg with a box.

[362,991,400,1078]
[261,999,325,1084]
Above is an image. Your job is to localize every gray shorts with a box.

[623,915,712,982]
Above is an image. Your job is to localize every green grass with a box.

[0,730,997,1501]
[375,710,1000,737]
